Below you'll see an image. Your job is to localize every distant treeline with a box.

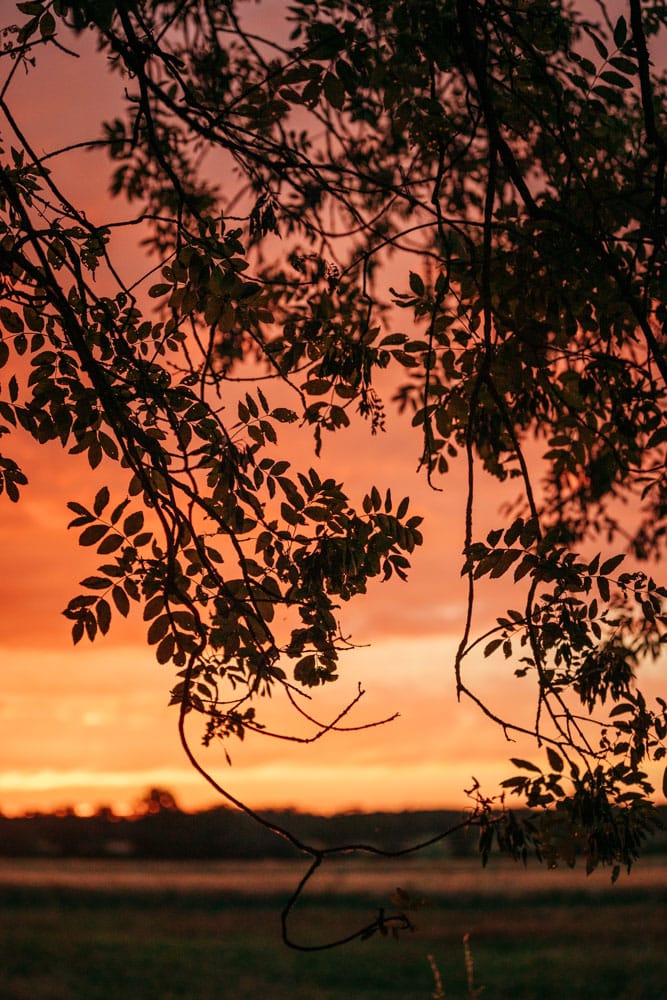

[0,804,474,860]
[1,795,665,860]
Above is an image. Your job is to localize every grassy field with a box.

[0,863,665,999]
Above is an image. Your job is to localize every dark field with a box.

[0,859,665,999]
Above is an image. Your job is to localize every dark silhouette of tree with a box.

[133,787,181,816]
[1,0,666,947]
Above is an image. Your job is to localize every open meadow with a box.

[0,857,665,999]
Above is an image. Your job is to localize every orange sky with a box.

[0,4,665,818]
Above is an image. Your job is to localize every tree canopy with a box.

[1,0,666,946]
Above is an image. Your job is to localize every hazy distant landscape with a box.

[0,801,476,860]
[0,801,665,999]
[2,799,666,861]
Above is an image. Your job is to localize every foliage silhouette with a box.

[1,0,666,947]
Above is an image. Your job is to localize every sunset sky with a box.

[1,2,665,818]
